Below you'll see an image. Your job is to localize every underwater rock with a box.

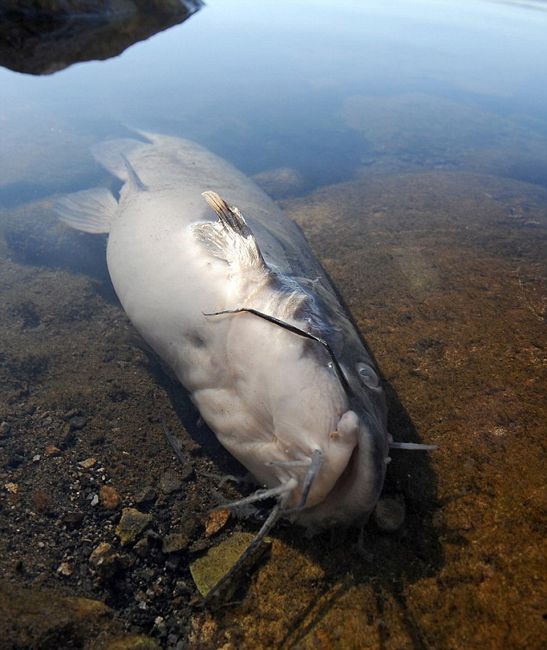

[99,485,121,510]
[204,508,231,538]
[162,515,200,554]
[135,485,157,506]
[190,532,271,599]
[159,470,182,495]
[374,496,406,532]
[116,507,152,546]
[0,580,112,647]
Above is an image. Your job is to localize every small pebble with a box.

[116,507,153,545]
[90,494,99,507]
[374,496,406,532]
[89,542,112,566]
[79,457,97,469]
[69,415,87,431]
[4,482,18,494]
[57,561,73,577]
[159,471,182,495]
[44,444,61,457]
[99,485,121,510]
[32,454,41,463]
[204,509,230,538]
[135,486,157,505]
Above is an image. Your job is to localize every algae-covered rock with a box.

[116,507,152,546]
[190,532,270,599]
[0,580,111,648]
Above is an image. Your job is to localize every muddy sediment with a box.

[0,169,545,648]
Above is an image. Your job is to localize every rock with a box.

[57,561,73,577]
[4,482,18,494]
[0,580,113,648]
[69,415,87,431]
[135,486,156,506]
[0,1,202,76]
[374,496,406,532]
[63,511,85,530]
[190,532,271,599]
[204,508,230,538]
[44,443,61,457]
[99,485,121,510]
[89,542,112,566]
[89,542,132,581]
[133,537,150,558]
[32,454,41,462]
[79,457,97,469]
[90,494,99,507]
[116,508,152,546]
[159,471,182,495]
[162,515,199,554]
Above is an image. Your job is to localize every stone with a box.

[57,561,73,576]
[116,508,152,546]
[204,508,230,538]
[89,542,112,566]
[162,515,199,554]
[4,482,18,494]
[99,485,121,510]
[159,471,182,495]
[374,496,406,532]
[135,486,156,506]
[0,580,112,649]
[63,511,85,529]
[44,444,61,457]
[79,457,97,469]
[190,532,271,599]
[69,415,87,431]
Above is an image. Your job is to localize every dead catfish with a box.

[56,131,427,543]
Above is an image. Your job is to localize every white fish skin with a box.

[55,131,390,529]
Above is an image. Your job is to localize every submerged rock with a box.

[190,532,271,599]
[116,508,152,546]
[374,496,406,532]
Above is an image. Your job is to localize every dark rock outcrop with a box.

[0,0,203,75]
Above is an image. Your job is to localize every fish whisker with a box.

[215,477,298,511]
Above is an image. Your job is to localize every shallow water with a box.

[0,1,546,648]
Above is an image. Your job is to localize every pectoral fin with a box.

[54,187,118,234]
[193,191,269,273]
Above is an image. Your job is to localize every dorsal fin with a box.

[192,191,269,273]
[121,154,148,191]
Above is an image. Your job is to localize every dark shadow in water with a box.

[0,0,202,75]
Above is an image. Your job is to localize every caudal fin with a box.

[54,187,118,234]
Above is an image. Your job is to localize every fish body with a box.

[56,132,389,529]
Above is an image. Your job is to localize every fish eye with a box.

[356,362,379,388]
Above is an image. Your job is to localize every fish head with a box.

[220,307,389,529]
[289,352,390,529]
